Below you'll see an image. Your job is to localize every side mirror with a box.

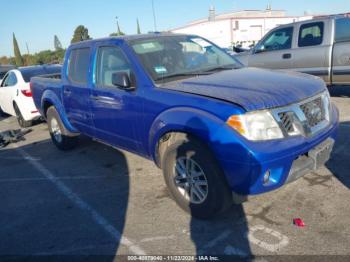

[112,72,134,90]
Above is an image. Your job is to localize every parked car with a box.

[235,15,350,86]
[0,65,61,127]
[0,65,16,83]
[31,34,338,218]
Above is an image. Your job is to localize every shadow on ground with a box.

[326,121,350,190]
[0,136,129,258]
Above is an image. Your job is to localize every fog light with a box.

[263,170,271,184]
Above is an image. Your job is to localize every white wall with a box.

[172,15,313,48]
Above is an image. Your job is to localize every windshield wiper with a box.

[203,65,239,72]
[155,71,210,81]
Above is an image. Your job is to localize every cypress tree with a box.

[54,35,63,50]
[137,19,141,34]
[13,33,24,66]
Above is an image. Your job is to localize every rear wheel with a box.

[47,106,78,150]
[14,103,32,128]
[161,135,232,219]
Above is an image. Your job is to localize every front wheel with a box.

[14,103,32,128]
[161,136,232,219]
[47,106,78,150]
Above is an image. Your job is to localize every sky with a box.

[0,0,349,57]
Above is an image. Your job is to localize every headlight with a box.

[226,111,284,141]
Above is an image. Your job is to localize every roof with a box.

[69,33,188,47]
[171,9,309,31]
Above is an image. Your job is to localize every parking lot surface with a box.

[0,86,350,259]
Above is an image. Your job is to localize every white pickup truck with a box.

[235,15,350,86]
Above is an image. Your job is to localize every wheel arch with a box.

[149,107,227,168]
[41,90,79,134]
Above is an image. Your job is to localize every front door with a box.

[90,45,140,152]
[63,47,94,135]
[249,26,294,69]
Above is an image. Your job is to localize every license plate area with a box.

[308,138,334,170]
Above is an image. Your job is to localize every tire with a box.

[161,136,232,219]
[0,106,5,117]
[47,106,78,151]
[14,103,32,128]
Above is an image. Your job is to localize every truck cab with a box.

[235,16,350,85]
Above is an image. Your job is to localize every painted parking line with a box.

[13,144,146,255]
[0,175,113,183]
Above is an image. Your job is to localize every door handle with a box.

[282,53,291,59]
[63,89,72,95]
[90,95,115,102]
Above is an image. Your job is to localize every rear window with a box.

[68,48,90,84]
[0,72,6,79]
[21,66,61,82]
[298,22,324,47]
[335,18,350,42]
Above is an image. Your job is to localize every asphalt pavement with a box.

[0,86,349,261]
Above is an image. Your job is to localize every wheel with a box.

[47,106,78,151]
[161,136,232,219]
[14,103,32,128]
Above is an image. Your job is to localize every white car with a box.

[0,65,61,127]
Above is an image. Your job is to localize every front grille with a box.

[274,93,330,137]
[278,112,295,133]
[300,97,325,127]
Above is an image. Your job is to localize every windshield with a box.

[129,35,242,83]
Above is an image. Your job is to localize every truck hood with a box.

[162,67,326,112]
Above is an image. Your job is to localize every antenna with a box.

[152,0,157,31]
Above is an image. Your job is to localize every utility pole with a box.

[25,42,30,55]
[151,0,157,31]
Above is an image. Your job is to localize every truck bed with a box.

[31,75,63,116]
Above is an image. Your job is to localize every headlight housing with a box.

[226,110,284,141]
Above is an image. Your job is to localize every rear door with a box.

[332,18,350,85]
[90,44,140,152]
[0,72,18,114]
[290,20,331,83]
[63,47,95,135]
[248,26,294,69]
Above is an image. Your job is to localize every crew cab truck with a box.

[31,34,339,218]
[235,15,350,86]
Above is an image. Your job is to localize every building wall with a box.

[172,14,313,48]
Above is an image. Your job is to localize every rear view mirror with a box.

[112,72,134,90]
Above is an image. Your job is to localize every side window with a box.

[255,27,293,53]
[0,73,9,87]
[335,18,350,42]
[68,48,90,84]
[2,72,17,87]
[298,22,324,47]
[95,46,132,87]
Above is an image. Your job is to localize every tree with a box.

[54,35,63,50]
[137,18,141,34]
[71,25,91,43]
[13,33,24,66]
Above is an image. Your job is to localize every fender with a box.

[41,89,79,134]
[148,106,249,164]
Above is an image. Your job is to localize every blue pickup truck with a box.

[31,33,339,218]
